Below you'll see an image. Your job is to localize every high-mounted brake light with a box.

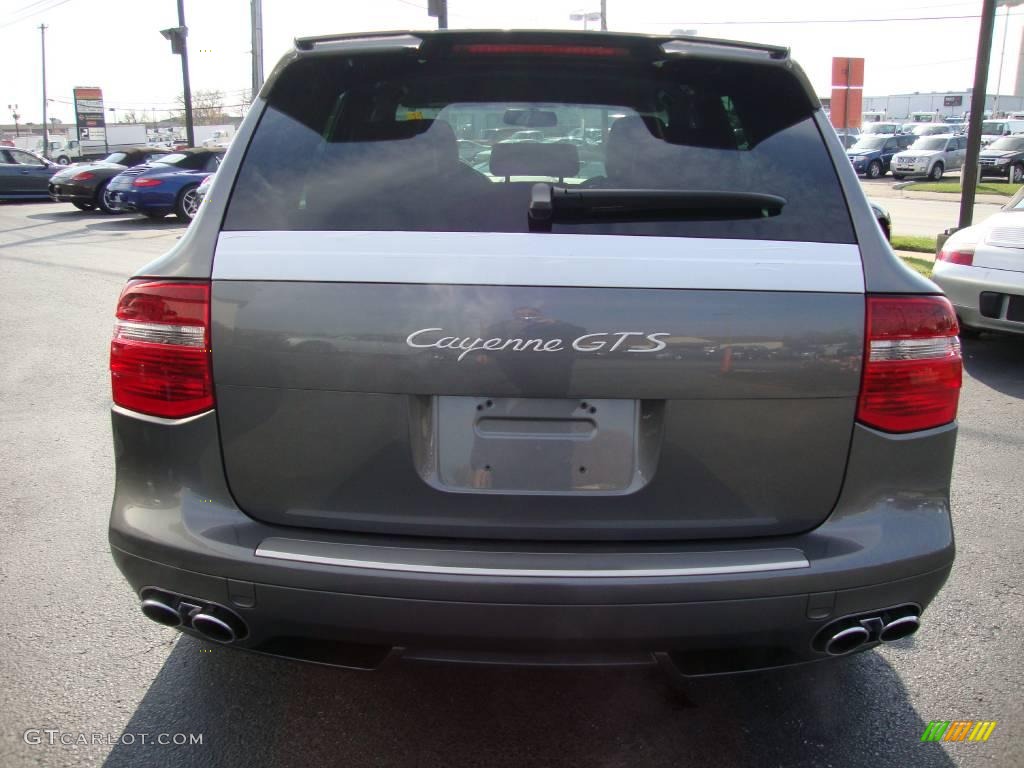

[133,178,163,187]
[110,280,213,418]
[452,43,629,57]
[936,247,974,266]
[71,171,95,182]
[856,296,962,433]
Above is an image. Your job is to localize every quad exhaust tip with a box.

[140,598,182,628]
[880,614,920,643]
[817,606,921,656]
[191,612,240,644]
[138,590,247,642]
[824,626,870,656]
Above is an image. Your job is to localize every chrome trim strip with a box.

[111,405,213,426]
[254,540,809,578]
[213,231,865,293]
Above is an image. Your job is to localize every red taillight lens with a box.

[133,177,163,187]
[71,171,95,182]
[110,280,213,418]
[856,296,962,433]
[936,248,974,266]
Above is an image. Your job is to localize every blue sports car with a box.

[106,148,224,221]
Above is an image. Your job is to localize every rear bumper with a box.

[932,261,1024,335]
[48,182,94,202]
[109,411,957,673]
[106,188,172,213]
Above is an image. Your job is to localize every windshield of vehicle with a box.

[851,137,887,150]
[103,152,128,164]
[153,153,188,165]
[224,49,853,243]
[988,137,1024,151]
[983,121,1007,134]
[151,152,212,170]
[862,124,895,134]
[910,138,949,151]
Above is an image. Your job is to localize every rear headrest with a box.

[344,119,435,142]
[489,141,580,179]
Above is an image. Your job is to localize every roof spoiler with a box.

[660,36,789,61]
[292,30,788,60]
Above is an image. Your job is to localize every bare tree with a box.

[174,89,229,125]
[121,109,139,124]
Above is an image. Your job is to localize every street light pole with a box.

[959,0,997,229]
[40,24,48,159]
[600,0,607,31]
[8,104,21,137]
[250,0,264,101]
[177,0,194,147]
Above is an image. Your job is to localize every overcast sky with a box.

[1,0,1021,124]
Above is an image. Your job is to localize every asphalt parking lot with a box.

[0,200,1022,768]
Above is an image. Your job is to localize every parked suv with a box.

[109,31,960,676]
[978,135,1024,182]
[847,134,915,178]
[891,134,966,181]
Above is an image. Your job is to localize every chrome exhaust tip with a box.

[140,598,181,627]
[879,614,920,643]
[824,625,870,656]
[191,612,241,644]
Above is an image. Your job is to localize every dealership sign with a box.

[73,86,106,148]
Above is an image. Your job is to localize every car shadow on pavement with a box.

[85,217,186,231]
[102,636,955,768]
[961,334,1024,400]
[24,209,95,222]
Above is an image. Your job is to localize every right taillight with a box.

[857,295,962,433]
[936,247,974,266]
[110,280,213,418]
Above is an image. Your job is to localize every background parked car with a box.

[861,122,905,136]
[980,118,1024,146]
[932,187,1024,336]
[909,123,958,137]
[869,200,891,241]
[890,135,966,181]
[106,148,223,221]
[48,148,171,213]
[0,147,58,199]
[978,135,1024,183]
[194,172,214,207]
[847,134,915,178]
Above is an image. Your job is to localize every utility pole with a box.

[600,0,607,31]
[428,0,447,29]
[177,0,194,147]
[250,0,264,101]
[40,24,48,158]
[959,0,997,229]
[161,1,194,146]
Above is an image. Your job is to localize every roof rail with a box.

[660,35,789,61]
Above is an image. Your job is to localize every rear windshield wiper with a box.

[527,184,786,231]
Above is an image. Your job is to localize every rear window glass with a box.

[223,50,854,243]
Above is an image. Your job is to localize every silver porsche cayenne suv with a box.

[108,31,961,675]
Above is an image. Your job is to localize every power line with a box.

[0,0,74,29]
[639,13,1018,26]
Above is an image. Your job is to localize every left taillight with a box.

[71,171,95,182]
[110,280,213,418]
